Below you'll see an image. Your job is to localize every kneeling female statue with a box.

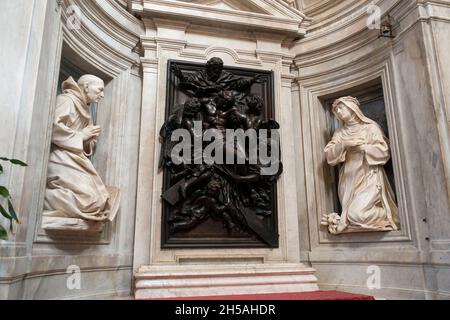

[321,96,400,234]
[44,75,120,224]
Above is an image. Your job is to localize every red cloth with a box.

[151,291,375,301]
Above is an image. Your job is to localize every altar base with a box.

[134,263,318,299]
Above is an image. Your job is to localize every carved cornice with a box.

[130,0,310,37]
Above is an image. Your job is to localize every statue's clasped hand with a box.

[343,138,366,151]
[82,125,102,142]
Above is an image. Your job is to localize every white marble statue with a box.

[321,96,400,234]
[44,75,119,223]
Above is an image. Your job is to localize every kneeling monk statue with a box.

[44,75,119,222]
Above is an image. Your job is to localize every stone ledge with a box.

[0,253,133,279]
[134,263,318,299]
[131,0,308,36]
[42,216,105,234]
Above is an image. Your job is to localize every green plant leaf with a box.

[0,186,10,198]
[0,203,12,220]
[10,159,27,167]
[0,157,10,161]
[7,199,19,223]
[0,163,3,173]
[0,223,7,240]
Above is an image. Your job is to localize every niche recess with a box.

[320,78,398,218]
[58,42,113,122]
[38,40,115,244]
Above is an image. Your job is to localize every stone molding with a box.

[61,0,143,76]
[130,0,310,36]
[135,263,318,299]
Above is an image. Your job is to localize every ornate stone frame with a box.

[133,11,308,270]
[32,0,142,246]
[294,52,414,249]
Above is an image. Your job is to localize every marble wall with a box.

[292,0,450,299]
[0,0,144,299]
[1,0,450,299]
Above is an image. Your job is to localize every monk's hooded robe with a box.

[324,97,400,233]
[44,77,112,221]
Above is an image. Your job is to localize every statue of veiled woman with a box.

[321,96,400,234]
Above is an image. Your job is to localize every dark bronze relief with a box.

[159,58,282,248]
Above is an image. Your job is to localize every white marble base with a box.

[134,263,318,299]
[42,215,105,234]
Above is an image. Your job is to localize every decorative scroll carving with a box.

[159,58,281,248]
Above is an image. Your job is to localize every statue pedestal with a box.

[134,263,318,299]
[42,215,105,234]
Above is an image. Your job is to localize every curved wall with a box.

[291,0,450,299]
[1,0,450,299]
[0,0,144,299]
